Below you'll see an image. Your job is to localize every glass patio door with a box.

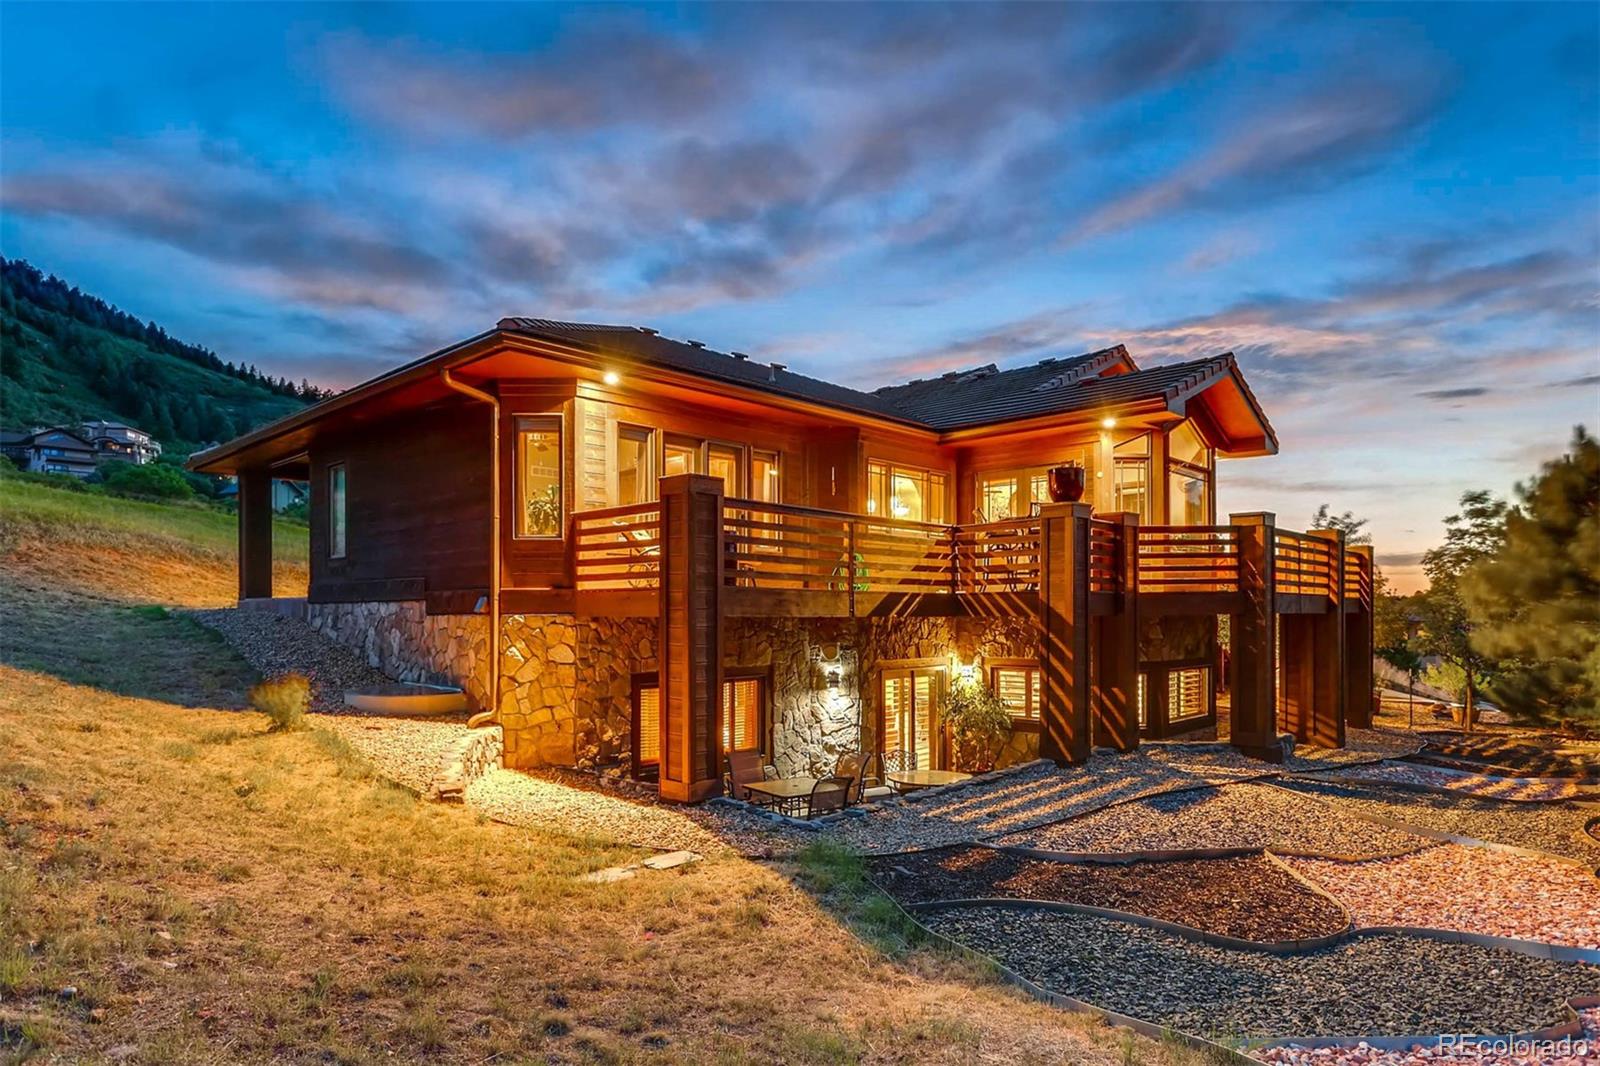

[881,668,945,770]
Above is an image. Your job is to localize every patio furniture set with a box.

[725,749,972,819]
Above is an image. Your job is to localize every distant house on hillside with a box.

[1,427,99,477]
[81,420,162,465]
[2,420,162,478]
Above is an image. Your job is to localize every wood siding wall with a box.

[309,400,491,603]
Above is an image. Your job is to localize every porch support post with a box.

[1344,545,1375,729]
[1306,528,1348,748]
[1092,511,1140,752]
[1229,512,1283,762]
[238,469,273,601]
[657,473,725,803]
[1038,501,1092,765]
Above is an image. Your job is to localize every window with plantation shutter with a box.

[723,678,762,753]
[1137,674,1148,728]
[635,685,660,766]
[991,665,1040,720]
[1169,667,1209,721]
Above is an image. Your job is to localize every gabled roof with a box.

[499,318,908,423]
[872,346,1133,429]
[16,427,96,449]
[190,317,1279,474]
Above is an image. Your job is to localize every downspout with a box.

[440,368,500,729]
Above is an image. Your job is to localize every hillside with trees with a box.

[0,258,330,456]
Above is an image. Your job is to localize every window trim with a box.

[327,461,347,560]
[513,415,564,540]
[988,659,1042,729]
[614,423,656,506]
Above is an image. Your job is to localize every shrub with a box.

[250,673,311,732]
[943,673,1012,773]
[99,460,193,500]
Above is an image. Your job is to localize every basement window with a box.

[991,663,1041,721]
[1169,667,1210,721]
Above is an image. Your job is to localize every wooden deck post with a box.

[1092,511,1140,752]
[1228,512,1284,762]
[1306,528,1347,748]
[1038,501,1092,765]
[238,469,273,600]
[1344,545,1375,729]
[657,473,725,802]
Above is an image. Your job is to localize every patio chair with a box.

[858,751,894,800]
[726,749,776,804]
[805,776,853,820]
[833,752,864,803]
[880,748,916,774]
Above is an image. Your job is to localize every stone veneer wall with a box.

[305,601,491,710]
[304,599,1082,777]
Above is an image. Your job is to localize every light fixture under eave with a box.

[602,370,621,386]
[1100,415,1117,429]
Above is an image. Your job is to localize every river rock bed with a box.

[920,907,1600,1041]
[1310,762,1591,802]
[1279,779,1600,864]
[868,847,1348,942]
[996,782,1433,858]
[189,606,396,712]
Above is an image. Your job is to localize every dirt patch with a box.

[869,847,1349,943]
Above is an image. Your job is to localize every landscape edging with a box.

[1251,994,1600,1055]
[1287,768,1588,805]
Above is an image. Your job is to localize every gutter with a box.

[439,368,501,730]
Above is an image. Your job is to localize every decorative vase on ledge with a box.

[1046,463,1086,503]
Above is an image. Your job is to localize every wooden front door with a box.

[881,667,946,770]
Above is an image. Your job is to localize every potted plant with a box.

[943,673,1013,773]
[1046,461,1085,503]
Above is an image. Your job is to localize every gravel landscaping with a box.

[1285,845,1600,952]
[465,767,727,853]
[995,782,1434,858]
[1279,779,1600,865]
[316,714,474,794]
[1309,761,1594,802]
[823,745,1298,854]
[919,907,1600,1041]
[1256,1005,1600,1065]
[868,847,1348,942]
[190,606,394,712]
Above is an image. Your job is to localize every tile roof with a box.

[501,318,1238,432]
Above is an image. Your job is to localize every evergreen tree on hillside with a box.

[1461,428,1600,729]
[1416,490,1506,730]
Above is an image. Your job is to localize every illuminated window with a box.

[663,438,696,478]
[328,463,347,559]
[992,665,1041,720]
[882,668,943,769]
[723,677,764,753]
[661,437,746,497]
[1165,422,1212,526]
[515,418,563,538]
[867,461,948,523]
[751,450,780,503]
[1167,422,1207,466]
[707,443,742,497]
[1113,434,1151,521]
[635,684,660,768]
[1169,667,1210,721]
[1137,673,1147,728]
[616,425,654,505]
[974,456,1084,522]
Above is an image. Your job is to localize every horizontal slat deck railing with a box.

[1135,526,1240,594]
[1273,529,1336,600]
[570,503,662,590]
[953,517,1040,593]
[721,498,954,597]
[1344,550,1372,607]
[1088,518,1123,594]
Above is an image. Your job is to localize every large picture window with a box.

[328,462,347,559]
[515,417,563,538]
[1165,421,1212,527]
[867,461,948,524]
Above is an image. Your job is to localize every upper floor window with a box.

[328,462,347,558]
[751,450,780,504]
[867,461,947,524]
[1165,421,1212,526]
[616,425,654,505]
[515,417,562,538]
[1113,434,1152,521]
[661,436,745,497]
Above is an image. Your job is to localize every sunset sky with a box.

[2,3,1596,590]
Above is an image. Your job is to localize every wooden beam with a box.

[1306,529,1347,748]
[1228,512,1284,762]
[1038,502,1092,765]
[238,469,273,600]
[657,473,725,803]
[1092,511,1140,752]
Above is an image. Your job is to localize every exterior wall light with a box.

[1101,416,1117,429]
[603,370,621,386]
[825,666,842,688]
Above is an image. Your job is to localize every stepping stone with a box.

[641,850,701,870]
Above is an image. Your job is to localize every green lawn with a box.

[0,478,308,565]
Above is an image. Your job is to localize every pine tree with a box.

[1460,427,1600,729]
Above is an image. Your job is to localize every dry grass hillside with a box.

[0,480,1203,1064]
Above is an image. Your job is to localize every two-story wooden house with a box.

[191,319,1373,801]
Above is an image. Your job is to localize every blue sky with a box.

[3,2,1596,588]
